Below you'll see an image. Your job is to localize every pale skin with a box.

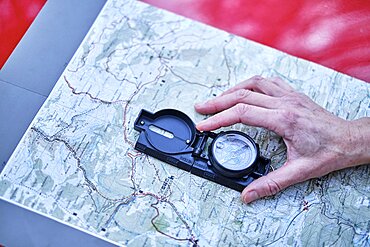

[195,76,370,204]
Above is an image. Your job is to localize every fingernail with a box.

[194,102,203,108]
[242,190,259,204]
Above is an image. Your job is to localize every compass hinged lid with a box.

[134,109,196,154]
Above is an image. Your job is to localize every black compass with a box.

[134,109,270,192]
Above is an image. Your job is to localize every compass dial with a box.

[210,131,258,178]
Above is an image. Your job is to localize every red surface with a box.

[143,0,370,82]
[0,0,368,82]
[0,0,46,69]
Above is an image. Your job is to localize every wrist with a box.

[343,117,370,167]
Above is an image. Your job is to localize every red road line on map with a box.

[64,76,113,104]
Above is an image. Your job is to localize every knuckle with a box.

[279,109,299,127]
[251,75,263,81]
[283,92,305,106]
[265,178,282,196]
[234,103,250,116]
[269,76,284,85]
[249,76,264,87]
[236,89,252,99]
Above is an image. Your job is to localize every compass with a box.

[134,109,270,191]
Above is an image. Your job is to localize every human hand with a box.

[195,76,370,203]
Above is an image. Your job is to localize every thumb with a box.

[241,161,305,203]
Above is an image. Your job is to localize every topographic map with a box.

[0,0,369,246]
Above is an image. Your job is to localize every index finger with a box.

[196,103,280,133]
